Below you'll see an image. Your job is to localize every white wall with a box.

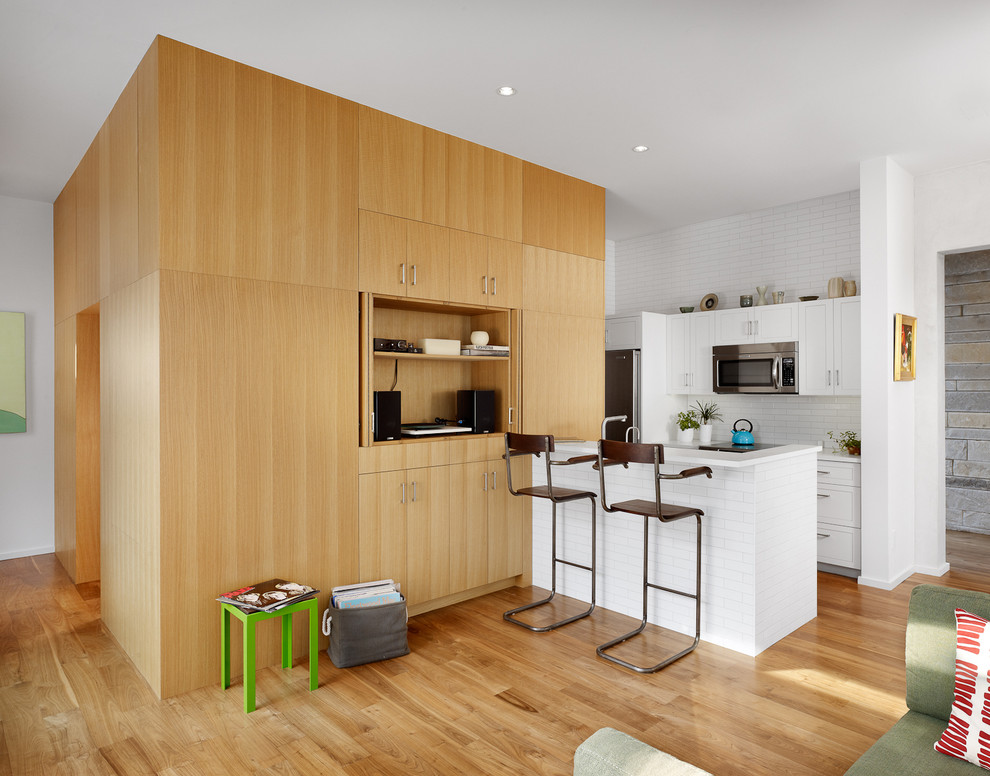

[914,160,990,575]
[0,195,54,560]
[859,158,919,588]
[612,191,862,446]
[614,191,860,316]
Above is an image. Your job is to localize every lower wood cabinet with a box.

[358,448,530,609]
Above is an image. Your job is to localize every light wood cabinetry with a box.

[714,303,799,345]
[448,230,523,308]
[522,245,604,316]
[521,311,604,441]
[487,454,529,582]
[359,105,446,225]
[799,298,861,396]
[667,312,715,395]
[359,210,449,300]
[522,162,606,260]
[446,135,522,242]
[449,461,490,592]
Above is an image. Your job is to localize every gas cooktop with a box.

[697,443,781,453]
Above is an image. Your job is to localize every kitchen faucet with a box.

[601,415,627,439]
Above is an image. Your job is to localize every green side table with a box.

[220,596,319,713]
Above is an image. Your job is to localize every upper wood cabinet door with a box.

[446,136,522,242]
[359,210,408,295]
[522,245,604,316]
[487,238,522,309]
[522,162,605,260]
[406,220,449,301]
[359,105,446,225]
[448,229,489,306]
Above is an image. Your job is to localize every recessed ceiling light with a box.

[497,86,516,96]
[632,145,649,153]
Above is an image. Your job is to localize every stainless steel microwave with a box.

[713,342,798,394]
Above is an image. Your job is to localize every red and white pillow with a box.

[935,608,990,769]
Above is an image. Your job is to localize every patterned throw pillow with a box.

[934,608,990,769]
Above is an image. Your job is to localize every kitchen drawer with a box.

[817,459,861,487]
[817,523,861,568]
[817,483,861,527]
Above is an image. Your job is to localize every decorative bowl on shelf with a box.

[799,296,819,301]
[679,306,694,313]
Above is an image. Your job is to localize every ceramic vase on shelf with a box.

[698,424,713,445]
[756,286,768,305]
[828,277,844,298]
[843,280,857,297]
[470,330,489,346]
[677,427,695,443]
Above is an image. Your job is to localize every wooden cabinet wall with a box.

[55,34,602,699]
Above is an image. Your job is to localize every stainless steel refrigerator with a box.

[604,349,640,442]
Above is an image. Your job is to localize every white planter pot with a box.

[677,427,695,443]
[698,424,713,445]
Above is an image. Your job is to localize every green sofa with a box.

[844,584,989,775]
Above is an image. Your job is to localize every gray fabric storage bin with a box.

[326,597,409,668]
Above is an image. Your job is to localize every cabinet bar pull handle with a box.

[817,532,830,539]
[492,276,497,295]
[817,470,830,475]
[492,471,497,490]
[817,493,830,499]
[401,263,406,285]
[509,407,514,426]
[827,370,831,386]
[412,481,417,502]
[836,369,840,386]
[484,472,488,492]
[483,275,488,295]
[412,265,417,285]
[755,321,759,336]
[401,482,406,504]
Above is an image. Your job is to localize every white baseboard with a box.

[0,545,55,562]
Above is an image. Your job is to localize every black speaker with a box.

[457,390,495,434]
[374,391,401,441]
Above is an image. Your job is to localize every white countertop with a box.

[551,440,821,469]
[818,449,862,463]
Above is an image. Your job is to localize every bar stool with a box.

[502,432,599,631]
[596,439,712,673]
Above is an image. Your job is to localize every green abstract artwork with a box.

[0,312,26,433]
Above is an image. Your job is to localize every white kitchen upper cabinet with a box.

[798,298,860,396]
[605,315,641,351]
[714,304,799,345]
[833,298,861,395]
[667,313,714,395]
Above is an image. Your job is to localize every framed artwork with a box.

[0,311,26,433]
[894,313,917,382]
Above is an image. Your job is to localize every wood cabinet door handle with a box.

[483,471,488,492]
[401,482,406,504]
[412,265,417,285]
[491,471,497,490]
[492,276,497,295]
[483,275,488,295]
[412,481,417,502]
[400,263,406,285]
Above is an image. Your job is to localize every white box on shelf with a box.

[419,338,461,355]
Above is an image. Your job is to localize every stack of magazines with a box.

[216,578,318,612]
[331,578,402,609]
[460,343,509,357]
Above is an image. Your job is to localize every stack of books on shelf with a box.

[217,578,318,613]
[460,344,509,357]
[331,579,402,609]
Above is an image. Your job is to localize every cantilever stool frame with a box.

[596,438,712,673]
[502,432,600,632]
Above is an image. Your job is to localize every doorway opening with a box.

[945,250,990,534]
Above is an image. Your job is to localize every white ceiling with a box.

[4,0,990,241]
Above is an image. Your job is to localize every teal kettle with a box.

[732,419,754,446]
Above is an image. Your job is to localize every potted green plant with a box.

[827,430,861,456]
[692,401,722,445]
[676,410,700,443]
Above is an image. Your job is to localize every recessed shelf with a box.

[373,351,509,363]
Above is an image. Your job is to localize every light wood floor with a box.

[2,532,988,775]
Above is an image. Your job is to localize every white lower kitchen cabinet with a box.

[816,453,861,575]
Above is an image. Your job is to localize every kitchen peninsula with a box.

[530,442,820,656]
